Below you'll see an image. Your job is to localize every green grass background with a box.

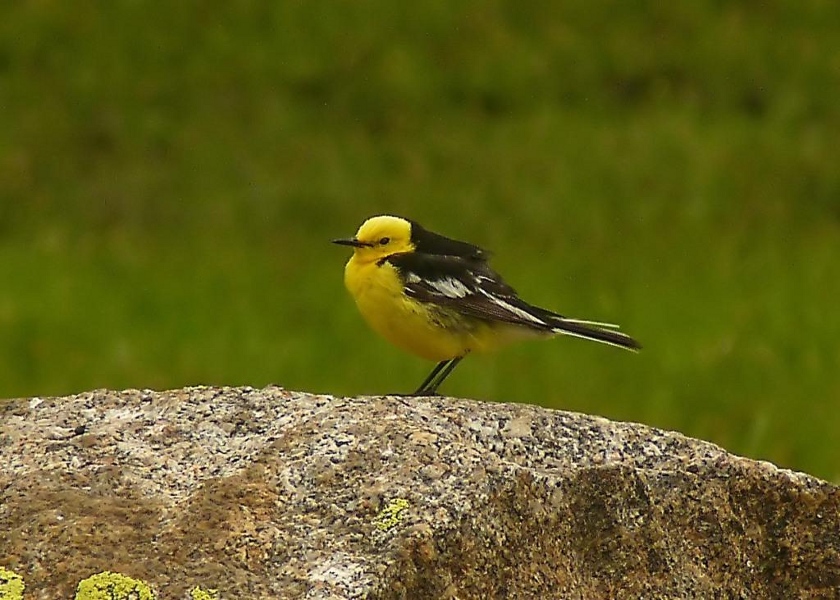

[1,2,838,481]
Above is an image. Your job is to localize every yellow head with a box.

[332,215,488,264]
[332,215,414,264]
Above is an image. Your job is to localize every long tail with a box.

[550,317,641,351]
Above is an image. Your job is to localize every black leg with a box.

[413,356,465,396]
[425,357,463,394]
[412,360,450,395]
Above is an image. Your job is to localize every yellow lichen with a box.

[75,571,156,600]
[373,497,410,531]
[189,586,219,600]
[0,567,25,600]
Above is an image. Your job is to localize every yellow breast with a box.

[343,256,479,361]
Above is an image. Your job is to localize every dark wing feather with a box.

[385,253,553,330]
[385,252,642,351]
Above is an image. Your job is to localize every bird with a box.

[333,215,640,396]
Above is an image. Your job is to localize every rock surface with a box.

[1,386,838,599]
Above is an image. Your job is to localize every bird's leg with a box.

[412,360,450,395]
[413,356,465,396]
[425,356,463,394]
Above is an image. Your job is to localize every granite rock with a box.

[1,386,838,599]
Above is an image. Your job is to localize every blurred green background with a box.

[1,2,838,481]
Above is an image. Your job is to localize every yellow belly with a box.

[344,257,487,361]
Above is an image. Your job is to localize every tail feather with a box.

[550,318,641,352]
[560,317,622,330]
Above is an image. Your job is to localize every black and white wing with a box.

[384,252,641,351]
[385,252,545,327]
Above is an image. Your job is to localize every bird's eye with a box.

[379,237,390,245]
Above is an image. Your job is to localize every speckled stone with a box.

[1,386,838,599]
